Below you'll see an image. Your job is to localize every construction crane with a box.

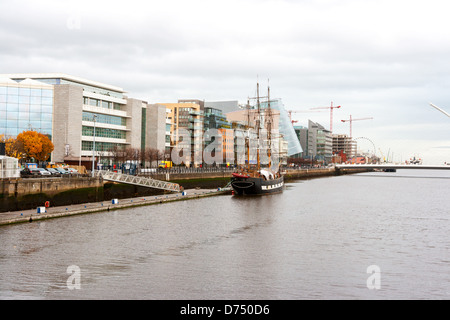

[287,109,326,125]
[341,115,373,138]
[310,101,341,133]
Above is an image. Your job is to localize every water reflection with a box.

[0,170,449,299]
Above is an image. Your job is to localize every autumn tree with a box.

[16,131,54,162]
[1,134,24,159]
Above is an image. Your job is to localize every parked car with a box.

[46,168,61,176]
[20,168,34,177]
[66,168,79,174]
[55,167,70,175]
[30,168,51,176]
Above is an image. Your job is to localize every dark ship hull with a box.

[231,173,284,195]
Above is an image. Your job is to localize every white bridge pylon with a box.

[96,170,182,192]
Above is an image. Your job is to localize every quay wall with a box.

[283,167,370,180]
[0,174,230,213]
[0,168,370,212]
[0,177,103,213]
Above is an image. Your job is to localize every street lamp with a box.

[92,114,97,177]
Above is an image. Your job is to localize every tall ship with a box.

[231,82,284,195]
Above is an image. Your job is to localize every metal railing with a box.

[96,170,181,192]
[137,167,235,176]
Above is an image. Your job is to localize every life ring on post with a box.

[45,201,50,208]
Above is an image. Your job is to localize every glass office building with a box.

[260,98,303,156]
[0,78,54,139]
[1,73,168,168]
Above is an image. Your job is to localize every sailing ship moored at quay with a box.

[230,81,285,196]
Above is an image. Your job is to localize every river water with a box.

[0,169,449,300]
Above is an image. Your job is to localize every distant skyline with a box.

[1,0,449,164]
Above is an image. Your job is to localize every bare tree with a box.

[109,145,127,169]
[144,147,160,168]
[126,148,141,165]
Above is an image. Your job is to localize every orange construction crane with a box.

[341,115,373,138]
[310,101,341,133]
[288,109,326,126]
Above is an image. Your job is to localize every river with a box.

[0,169,449,300]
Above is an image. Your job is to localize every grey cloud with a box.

[1,0,450,163]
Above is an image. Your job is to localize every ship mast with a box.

[256,82,261,172]
[266,82,272,169]
[246,98,250,171]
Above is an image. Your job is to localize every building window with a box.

[82,126,126,139]
[82,141,125,152]
[82,111,126,126]
[89,98,100,107]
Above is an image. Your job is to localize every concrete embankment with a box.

[0,187,231,226]
[0,167,371,225]
[0,174,230,213]
[283,167,371,180]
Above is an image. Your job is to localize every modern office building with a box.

[307,120,333,163]
[204,100,239,114]
[158,101,204,167]
[145,103,172,155]
[218,128,234,166]
[203,107,231,130]
[0,77,54,139]
[0,73,165,168]
[203,107,233,166]
[293,125,308,158]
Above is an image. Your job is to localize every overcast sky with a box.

[1,0,449,164]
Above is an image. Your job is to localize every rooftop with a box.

[0,73,125,93]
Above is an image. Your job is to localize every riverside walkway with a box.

[0,187,231,226]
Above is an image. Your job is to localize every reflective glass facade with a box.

[0,84,53,138]
[204,107,231,129]
[260,99,302,156]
